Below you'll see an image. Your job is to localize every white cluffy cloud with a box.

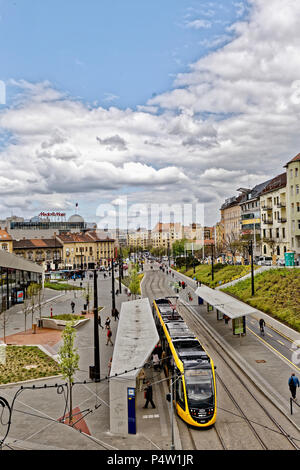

[1,0,300,225]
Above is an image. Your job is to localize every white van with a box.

[257,256,272,266]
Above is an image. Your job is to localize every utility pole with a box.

[249,240,255,296]
[211,243,214,281]
[89,269,100,382]
[111,258,116,314]
[118,252,122,294]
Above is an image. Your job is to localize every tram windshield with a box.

[185,369,214,407]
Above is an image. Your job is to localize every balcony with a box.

[261,204,272,211]
[263,219,273,225]
[276,202,286,208]
[278,217,287,223]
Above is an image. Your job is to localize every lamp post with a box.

[111,258,116,314]
[118,252,122,294]
[249,240,255,296]
[89,269,100,382]
[211,243,214,281]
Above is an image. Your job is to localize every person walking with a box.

[105,316,111,330]
[112,308,119,321]
[288,373,300,400]
[71,301,75,313]
[106,328,113,346]
[152,353,160,371]
[143,381,156,409]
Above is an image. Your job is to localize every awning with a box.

[195,285,257,319]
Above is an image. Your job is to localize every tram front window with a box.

[185,369,214,407]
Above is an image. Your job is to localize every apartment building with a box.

[260,173,288,261]
[0,230,13,253]
[284,153,300,262]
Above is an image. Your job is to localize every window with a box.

[296,185,299,195]
[297,202,300,212]
[290,169,293,178]
[292,203,294,214]
[263,229,266,238]
[277,246,280,255]
[296,167,298,178]
[282,227,286,238]
[276,228,279,238]
[291,185,294,196]
[263,245,267,254]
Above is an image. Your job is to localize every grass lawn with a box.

[176,264,258,288]
[222,268,300,332]
[44,281,83,291]
[0,345,61,384]
[43,314,85,321]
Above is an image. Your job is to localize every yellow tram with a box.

[153,297,217,428]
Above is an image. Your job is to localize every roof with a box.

[260,172,286,195]
[284,153,300,167]
[195,285,257,319]
[152,222,182,233]
[110,298,159,380]
[0,250,43,273]
[56,232,95,243]
[13,238,63,249]
[220,194,243,211]
[86,231,115,242]
[0,230,12,241]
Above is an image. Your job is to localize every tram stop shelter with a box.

[109,297,159,435]
[195,285,257,335]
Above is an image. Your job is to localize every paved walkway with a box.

[0,270,175,451]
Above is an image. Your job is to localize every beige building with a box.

[220,195,242,247]
[56,232,115,269]
[285,153,300,262]
[260,173,288,261]
[13,238,63,270]
[151,222,183,249]
[0,230,13,253]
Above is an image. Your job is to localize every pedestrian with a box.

[106,328,113,346]
[108,357,112,376]
[105,316,111,329]
[71,301,75,313]
[288,373,300,400]
[112,308,119,321]
[152,353,160,371]
[154,342,162,360]
[115,289,119,296]
[143,381,156,409]
[98,315,104,329]
[138,368,146,392]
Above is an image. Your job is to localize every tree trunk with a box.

[69,381,73,424]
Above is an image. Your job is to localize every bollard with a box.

[50,307,53,318]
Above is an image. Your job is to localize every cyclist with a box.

[259,318,265,335]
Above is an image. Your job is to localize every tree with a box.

[0,297,9,343]
[83,282,91,312]
[58,321,80,424]
[129,267,140,299]
[35,283,44,321]
[27,283,39,328]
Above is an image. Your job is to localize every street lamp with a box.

[111,258,116,314]
[211,243,214,281]
[248,240,255,296]
[89,269,100,382]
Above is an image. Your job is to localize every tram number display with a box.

[185,369,210,377]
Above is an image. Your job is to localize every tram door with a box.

[175,371,185,411]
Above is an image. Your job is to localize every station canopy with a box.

[195,285,257,319]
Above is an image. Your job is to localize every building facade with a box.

[0,230,13,253]
[0,250,43,312]
[260,173,288,261]
[13,238,63,271]
[285,153,300,262]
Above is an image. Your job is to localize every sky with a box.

[0,0,300,229]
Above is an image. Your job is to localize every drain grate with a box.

[255,360,266,363]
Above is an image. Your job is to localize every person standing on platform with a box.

[143,381,156,409]
[138,368,146,392]
[289,373,299,400]
[71,301,75,313]
[105,316,111,330]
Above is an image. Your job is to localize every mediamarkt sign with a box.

[39,212,66,217]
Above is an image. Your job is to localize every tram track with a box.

[179,300,300,450]
[142,266,300,450]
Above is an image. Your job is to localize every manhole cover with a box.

[255,360,266,363]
